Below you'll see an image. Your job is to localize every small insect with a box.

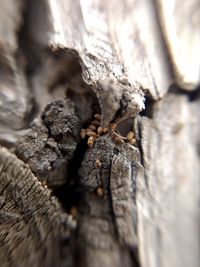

[95,159,102,167]
[113,136,125,145]
[97,126,103,135]
[126,131,134,141]
[80,113,136,148]
[126,131,136,145]
[91,120,101,126]
[96,186,104,197]
[80,129,86,139]
[109,120,136,146]
[129,138,136,145]
[88,125,96,131]
[87,136,95,148]
[102,127,108,133]
[86,131,97,137]
[79,114,103,148]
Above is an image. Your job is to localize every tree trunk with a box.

[0,1,199,267]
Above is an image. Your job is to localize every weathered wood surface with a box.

[137,93,200,267]
[0,1,199,267]
[0,146,75,267]
[27,0,173,101]
[0,0,30,134]
[156,0,200,89]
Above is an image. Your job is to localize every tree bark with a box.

[0,1,199,267]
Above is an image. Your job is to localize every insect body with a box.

[80,113,136,148]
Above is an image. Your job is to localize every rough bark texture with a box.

[16,99,81,187]
[77,135,140,267]
[0,147,75,267]
[0,1,199,267]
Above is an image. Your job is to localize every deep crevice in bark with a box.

[53,138,88,213]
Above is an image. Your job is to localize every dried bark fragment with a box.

[137,93,200,267]
[96,78,144,126]
[0,146,75,267]
[78,135,140,267]
[16,99,80,187]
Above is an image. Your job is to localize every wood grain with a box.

[0,1,199,267]
[137,93,200,267]
[0,146,75,267]
[156,0,200,89]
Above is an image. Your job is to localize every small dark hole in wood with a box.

[140,97,155,118]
